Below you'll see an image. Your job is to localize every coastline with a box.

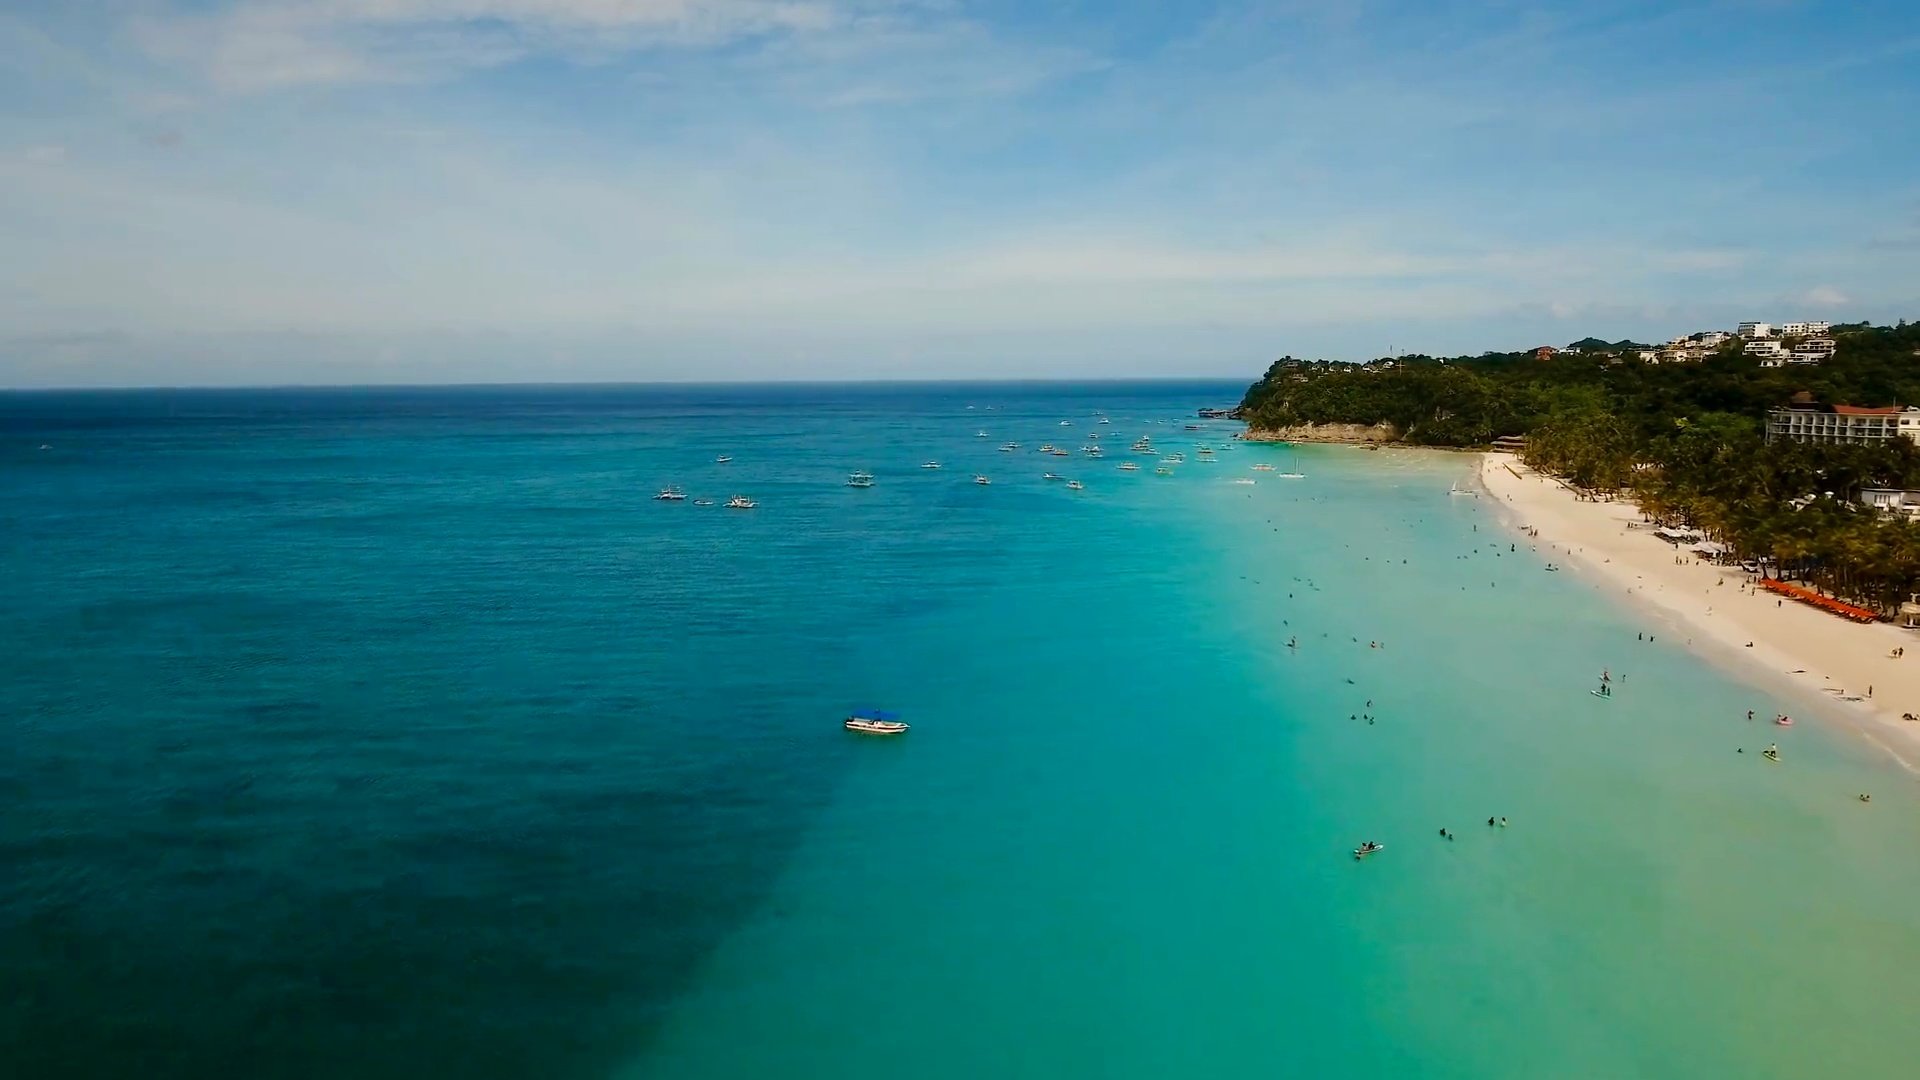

[1240,421,1400,445]
[1477,451,1920,766]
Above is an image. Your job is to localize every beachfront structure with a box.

[1766,402,1920,446]
[1744,339,1787,358]
[1858,489,1920,518]
[1737,321,1773,338]
[1781,321,1831,337]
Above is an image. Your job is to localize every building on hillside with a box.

[1744,339,1787,358]
[1533,345,1558,361]
[1737,321,1773,338]
[1637,349,1660,362]
[1781,321,1832,337]
[1758,356,1787,369]
[1696,330,1732,348]
[1858,489,1920,518]
[1789,337,1837,364]
[1766,402,1920,446]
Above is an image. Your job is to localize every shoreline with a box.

[1476,452,1920,768]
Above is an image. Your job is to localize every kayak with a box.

[1590,689,1611,699]
[1353,844,1385,860]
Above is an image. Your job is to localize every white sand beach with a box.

[1479,452,1920,765]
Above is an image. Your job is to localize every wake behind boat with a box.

[846,709,909,735]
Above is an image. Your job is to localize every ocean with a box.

[5,382,1920,1079]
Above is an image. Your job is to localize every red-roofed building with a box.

[1767,401,1920,445]
[1533,345,1558,362]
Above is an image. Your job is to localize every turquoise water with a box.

[6,384,1920,1078]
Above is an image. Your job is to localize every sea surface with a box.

[5,382,1920,1079]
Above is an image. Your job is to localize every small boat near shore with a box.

[1353,842,1384,860]
[974,475,992,485]
[715,455,733,464]
[725,495,757,509]
[846,709,909,735]
[1251,464,1276,472]
[1277,472,1305,479]
[654,486,687,501]
[922,461,943,470]
[1118,462,1140,472]
[1066,480,1084,490]
[1044,472,1063,481]
[847,471,875,488]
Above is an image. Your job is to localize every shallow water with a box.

[4,385,1918,1078]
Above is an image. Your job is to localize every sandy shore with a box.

[1478,452,1920,766]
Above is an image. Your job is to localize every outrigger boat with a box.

[845,709,909,735]
[654,486,687,501]
[725,495,757,509]
[847,471,875,488]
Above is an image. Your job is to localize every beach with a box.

[1480,451,1920,765]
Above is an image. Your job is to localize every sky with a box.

[2,1,1917,387]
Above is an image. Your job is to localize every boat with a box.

[1039,444,1057,453]
[1251,464,1276,472]
[1059,420,1073,426]
[847,471,875,488]
[715,455,733,464]
[1277,472,1306,479]
[976,431,990,438]
[998,442,1019,452]
[653,486,687,501]
[1166,452,1186,463]
[725,495,757,509]
[693,498,715,506]
[1098,417,1111,424]
[1086,447,1104,457]
[1197,449,1216,459]
[922,461,943,470]
[1353,842,1384,860]
[1232,478,1255,485]
[973,475,991,485]
[1051,449,1070,457]
[1043,472,1063,481]
[1155,466,1173,476]
[1776,716,1794,726]
[845,709,909,735]
[1066,480,1084,490]
[1118,462,1140,472]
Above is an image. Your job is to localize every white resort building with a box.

[1766,402,1920,446]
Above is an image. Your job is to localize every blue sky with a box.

[2,1,1917,386]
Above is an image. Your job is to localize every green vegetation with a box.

[1239,321,1920,612]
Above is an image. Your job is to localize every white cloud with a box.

[133,0,859,91]
[1803,285,1849,306]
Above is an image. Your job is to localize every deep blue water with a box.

[8,382,1920,1080]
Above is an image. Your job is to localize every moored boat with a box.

[654,486,687,501]
[1066,479,1084,490]
[725,495,757,509]
[846,709,909,735]
[847,471,875,488]
[973,475,992,485]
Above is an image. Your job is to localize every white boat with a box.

[922,461,943,470]
[846,709,909,735]
[725,495,757,509]
[1232,478,1255,485]
[715,455,733,463]
[1051,449,1070,457]
[847,471,875,488]
[976,431,990,438]
[1251,464,1276,472]
[1043,472,1063,481]
[1039,444,1057,453]
[653,486,687,501]
[998,442,1019,452]
[1066,480,1084,490]
[1118,462,1140,472]
[693,498,716,506]
[1059,420,1073,426]
[1155,466,1173,476]
[974,475,992,485]
[1098,417,1111,424]
[1277,472,1306,479]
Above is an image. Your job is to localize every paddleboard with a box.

[1590,690,1611,699]
[1352,845,1385,859]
